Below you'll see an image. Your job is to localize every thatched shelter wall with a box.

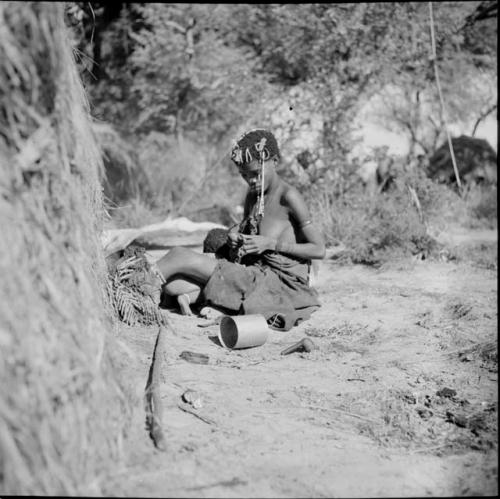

[0,3,130,494]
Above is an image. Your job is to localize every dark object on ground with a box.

[446,410,468,428]
[436,387,457,399]
[416,407,433,420]
[179,351,209,364]
[467,412,489,435]
[267,308,318,331]
[446,409,492,435]
[427,135,497,185]
[281,337,316,355]
[144,326,168,451]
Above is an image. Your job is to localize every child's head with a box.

[203,228,231,259]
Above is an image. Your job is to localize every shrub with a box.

[309,158,497,266]
[399,168,497,230]
[309,175,437,265]
[463,184,497,228]
[105,196,161,229]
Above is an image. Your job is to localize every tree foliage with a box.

[65,2,497,212]
[129,4,271,141]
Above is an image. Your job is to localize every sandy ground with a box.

[104,228,497,498]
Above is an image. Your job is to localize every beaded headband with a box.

[230,128,280,167]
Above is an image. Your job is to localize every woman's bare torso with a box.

[245,181,303,246]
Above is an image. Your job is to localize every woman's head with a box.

[230,129,280,167]
[237,158,277,193]
[230,129,280,193]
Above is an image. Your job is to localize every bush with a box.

[135,132,207,212]
[105,196,161,229]
[397,167,498,230]
[463,184,497,228]
[309,180,435,265]
[103,129,248,229]
[445,241,498,270]
[309,158,497,266]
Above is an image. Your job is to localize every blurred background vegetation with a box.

[65,1,497,264]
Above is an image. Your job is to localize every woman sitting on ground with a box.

[157,128,325,331]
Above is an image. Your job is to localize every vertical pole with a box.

[428,2,462,192]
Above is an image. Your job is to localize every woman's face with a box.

[238,159,275,194]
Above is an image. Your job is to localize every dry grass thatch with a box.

[0,2,132,494]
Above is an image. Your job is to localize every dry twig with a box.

[306,404,381,425]
[144,326,169,451]
[177,402,217,426]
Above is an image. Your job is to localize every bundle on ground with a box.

[106,244,167,326]
[0,2,131,495]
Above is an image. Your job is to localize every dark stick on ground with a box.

[144,325,168,451]
[281,337,316,355]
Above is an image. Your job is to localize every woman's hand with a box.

[240,234,277,255]
[227,231,243,249]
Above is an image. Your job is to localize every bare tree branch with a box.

[472,103,497,136]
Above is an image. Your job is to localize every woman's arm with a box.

[240,187,326,260]
[275,187,325,260]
